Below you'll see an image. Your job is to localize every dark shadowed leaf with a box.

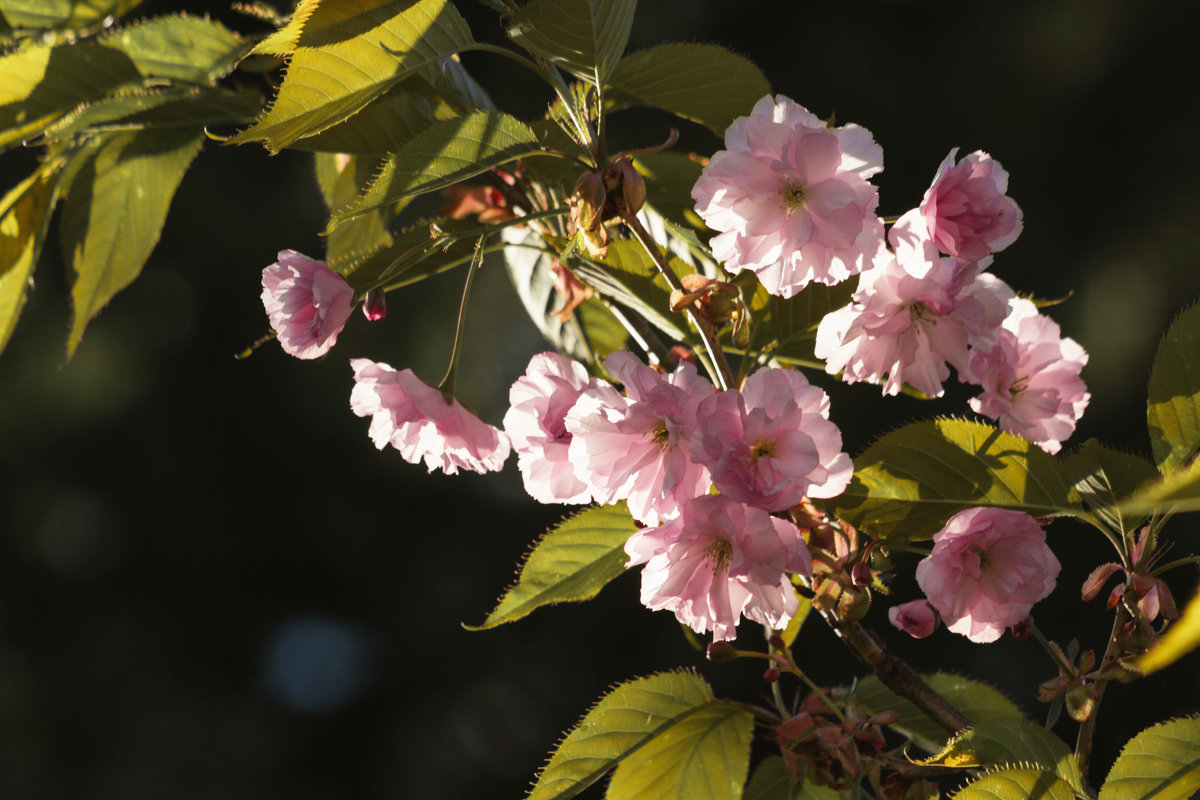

[507,0,636,87]
[1147,302,1200,475]
[100,13,246,84]
[1062,439,1158,535]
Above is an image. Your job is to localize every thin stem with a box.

[437,235,487,393]
[1030,624,1077,676]
[617,205,736,390]
[602,300,678,371]
[717,698,782,727]
[1075,607,1129,782]
[1153,554,1200,576]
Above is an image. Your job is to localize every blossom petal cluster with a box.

[350,359,509,475]
[915,507,1060,643]
[692,94,885,299]
[261,250,355,359]
[625,495,811,641]
[920,149,1022,262]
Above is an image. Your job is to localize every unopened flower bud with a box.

[768,633,785,650]
[707,641,737,662]
[850,561,872,587]
[362,289,387,321]
[763,667,781,683]
[836,585,871,621]
[1010,617,1034,639]
[604,157,645,215]
[1066,685,1096,722]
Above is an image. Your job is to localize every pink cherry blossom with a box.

[564,351,712,525]
[261,250,355,359]
[916,507,1060,643]
[349,359,509,475]
[963,298,1089,454]
[814,212,1012,397]
[888,600,938,639]
[921,149,1022,261]
[691,94,885,299]
[691,368,851,510]
[625,494,812,641]
[503,352,602,504]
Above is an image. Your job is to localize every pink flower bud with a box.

[362,289,387,321]
[261,250,354,359]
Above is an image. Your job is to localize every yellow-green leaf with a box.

[0,162,60,356]
[1115,455,1200,517]
[1062,439,1158,535]
[854,673,1026,754]
[570,239,690,342]
[608,43,770,136]
[832,419,1082,540]
[1099,716,1200,800]
[921,719,1082,791]
[59,128,203,359]
[953,768,1078,800]
[778,588,810,649]
[744,756,840,800]
[0,0,140,30]
[528,671,753,800]
[100,14,246,84]
[1138,585,1200,675]
[507,0,636,87]
[466,503,637,631]
[229,0,474,152]
[329,110,543,229]
[289,79,459,154]
[1147,302,1200,474]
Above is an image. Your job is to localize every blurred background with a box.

[1,0,1198,797]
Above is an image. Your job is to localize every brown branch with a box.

[1075,606,1130,782]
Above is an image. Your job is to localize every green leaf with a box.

[854,673,1026,754]
[921,719,1082,791]
[40,85,261,141]
[503,227,594,364]
[953,768,1078,800]
[0,162,60,356]
[1099,716,1200,800]
[746,280,857,367]
[743,756,841,800]
[466,503,637,631]
[832,419,1081,540]
[571,239,690,343]
[528,671,753,800]
[0,0,140,30]
[608,43,770,136]
[633,151,706,230]
[1148,302,1200,475]
[229,0,474,152]
[1138,586,1200,675]
[1115,455,1200,516]
[100,14,246,84]
[59,127,203,359]
[1062,439,1159,535]
[507,0,636,87]
[0,40,143,151]
[329,110,543,229]
[288,79,460,154]
[778,588,810,649]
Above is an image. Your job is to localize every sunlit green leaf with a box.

[0,162,59,356]
[777,589,810,649]
[633,151,705,230]
[99,14,246,84]
[1062,439,1158,535]
[0,40,143,151]
[507,0,636,87]
[503,226,594,364]
[229,0,474,152]
[854,673,1026,754]
[40,85,260,141]
[289,79,459,154]
[570,239,689,344]
[1138,586,1200,675]
[59,127,203,359]
[329,111,543,229]
[920,719,1081,791]
[1115,455,1200,516]
[528,671,752,800]
[609,43,770,136]
[466,503,636,630]
[952,768,1077,800]
[745,279,856,368]
[1147,302,1200,474]
[832,419,1082,540]
[0,0,140,30]
[1099,716,1200,800]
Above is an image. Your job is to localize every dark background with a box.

[2,1,1199,797]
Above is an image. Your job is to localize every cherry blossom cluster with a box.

[505,350,853,641]
[692,95,1089,453]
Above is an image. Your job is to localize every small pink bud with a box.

[763,667,781,683]
[888,600,937,639]
[362,289,387,321]
[1010,617,1033,639]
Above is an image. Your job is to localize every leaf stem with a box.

[1075,606,1129,783]
[617,204,736,390]
[437,234,487,393]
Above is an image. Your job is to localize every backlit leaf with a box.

[507,0,636,87]
[1147,302,1200,474]
[854,673,1025,754]
[502,226,593,364]
[329,110,543,228]
[1099,716,1200,800]
[1114,455,1200,516]
[229,0,474,152]
[59,127,203,358]
[1137,586,1200,675]
[609,43,770,136]
[0,162,59,356]
[571,239,689,343]
[832,419,1081,540]
[100,14,246,84]
[528,671,752,800]
[921,719,1081,791]
[953,768,1077,800]
[466,503,636,630]
[1062,439,1158,535]
[0,0,140,30]
[289,79,459,154]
